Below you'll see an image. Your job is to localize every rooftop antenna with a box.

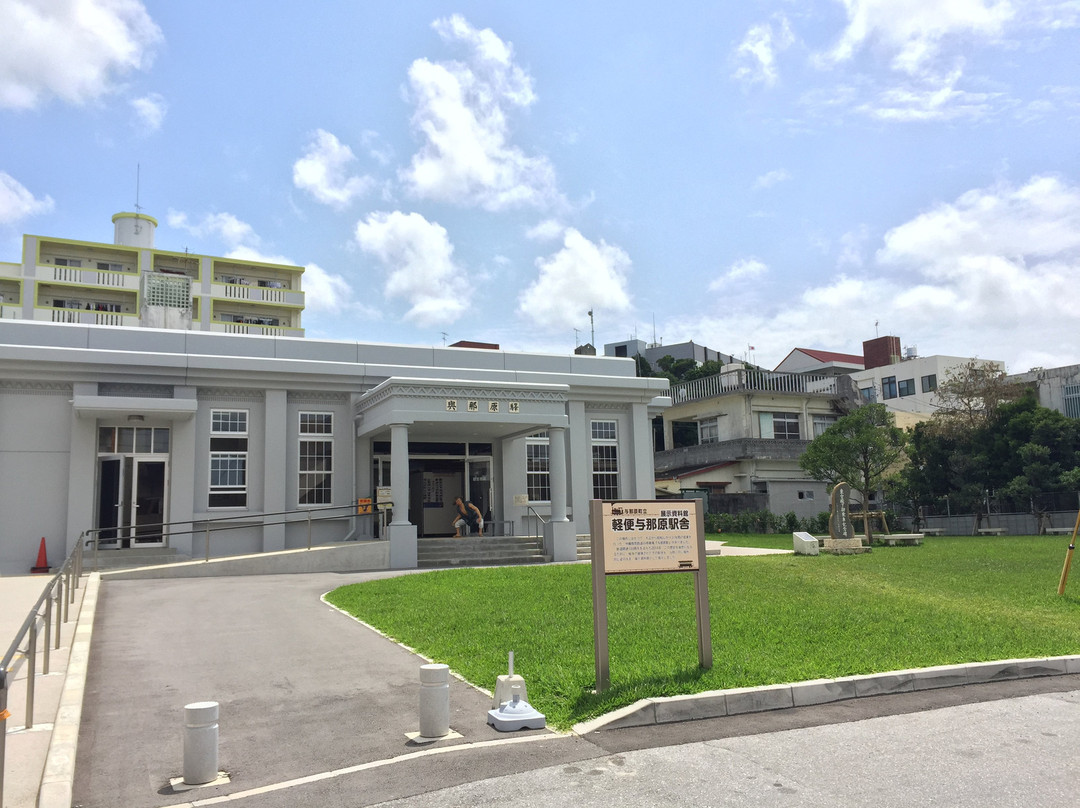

[440,331,448,347]
[588,309,595,347]
[875,319,879,338]
[573,327,581,347]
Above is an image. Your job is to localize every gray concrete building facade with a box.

[0,320,669,574]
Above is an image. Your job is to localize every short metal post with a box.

[418,663,450,738]
[26,620,37,730]
[183,701,219,785]
[205,523,211,562]
[307,510,312,550]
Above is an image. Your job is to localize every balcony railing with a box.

[35,308,139,327]
[654,437,813,473]
[671,369,840,404]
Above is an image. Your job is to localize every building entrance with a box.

[95,426,170,547]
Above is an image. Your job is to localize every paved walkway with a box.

[8,553,1080,807]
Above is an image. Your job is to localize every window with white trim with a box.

[591,420,619,499]
[209,409,248,508]
[299,412,333,505]
[759,412,800,440]
[698,417,719,444]
[812,414,838,437]
[526,431,550,502]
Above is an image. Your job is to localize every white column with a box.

[387,423,417,568]
[544,425,577,562]
[389,423,410,526]
[548,427,568,522]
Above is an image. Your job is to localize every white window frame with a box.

[698,417,719,444]
[759,412,800,440]
[591,420,619,500]
[812,414,838,437]
[209,409,248,508]
[526,431,550,503]
[299,411,333,505]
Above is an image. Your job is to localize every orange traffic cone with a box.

[31,537,50,574]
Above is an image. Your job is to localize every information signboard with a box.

[589,499,711,692]
[599,500,700,574]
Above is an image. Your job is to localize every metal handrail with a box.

[0,539,83,808]
[80,503,376,568]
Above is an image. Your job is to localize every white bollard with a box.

[418,663,450,738]
[183,701,219,785]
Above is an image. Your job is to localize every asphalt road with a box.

[71,572,1080,808]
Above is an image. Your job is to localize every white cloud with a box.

[0,0,162,109]
[0,172,54,225]
[821,0,1014,76]
[167,210,259,248]
[753,169,791,189]
[709,258,768,291]
[292,129,373,209]
[131,92,166,132]
[675,175,1080,372]
[858,67,1001,121]
[517,228,632,332]
[732,15,795,87]
[354,211,466,326]
[525,219,565,241]
[399,14,562,211]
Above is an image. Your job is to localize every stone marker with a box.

[824,482,869,555]
[793,531,820,556]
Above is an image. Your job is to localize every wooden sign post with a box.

[589,499,711,693]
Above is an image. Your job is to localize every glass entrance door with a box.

[95,428,170,548]
[132,459,167,545]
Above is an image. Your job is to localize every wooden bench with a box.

[976,528,1007,536]
[919,528,945,536]
[1046,527,1075,535]
[879,533,922,546]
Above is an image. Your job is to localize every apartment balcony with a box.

[654,437,812,473]
[209,321,304,337]
[670,369,843,405]
[1,303,22,319]
[33,306,140,327]
[0,261,20,279]
[33,263,140,291]
[37,240,140,274]
[210,281,305,307]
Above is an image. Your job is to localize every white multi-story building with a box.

[0,213,305,336]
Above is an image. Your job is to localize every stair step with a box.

[416,535,550,568]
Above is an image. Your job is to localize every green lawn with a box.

[325,535,1080,729]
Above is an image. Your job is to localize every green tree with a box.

[800,404,907,543]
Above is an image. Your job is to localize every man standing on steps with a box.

[452,496,484,537]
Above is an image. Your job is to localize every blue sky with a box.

[2,1,1079,373]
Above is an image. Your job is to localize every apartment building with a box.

[0,212,305,336]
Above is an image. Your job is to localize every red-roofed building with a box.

[774,348,864,376]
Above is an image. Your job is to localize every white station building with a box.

[0,318,670,575]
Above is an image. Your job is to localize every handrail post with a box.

[205,523,211,562]
[1,669,8,808]
[43,595,52,676]
[307,510,313,550]
[26,620,37,730]
[55,577,64,648]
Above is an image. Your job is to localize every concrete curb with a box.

[572,654,1080,734]
[37,572,100,808]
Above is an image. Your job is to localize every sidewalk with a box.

[1,572,92,808]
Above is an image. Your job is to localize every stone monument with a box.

[824,481,869,555]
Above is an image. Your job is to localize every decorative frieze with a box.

[0,380,73,396]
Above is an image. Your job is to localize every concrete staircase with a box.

[577,534,592,561]
[417,535,548,568]
[86,546,191,571]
